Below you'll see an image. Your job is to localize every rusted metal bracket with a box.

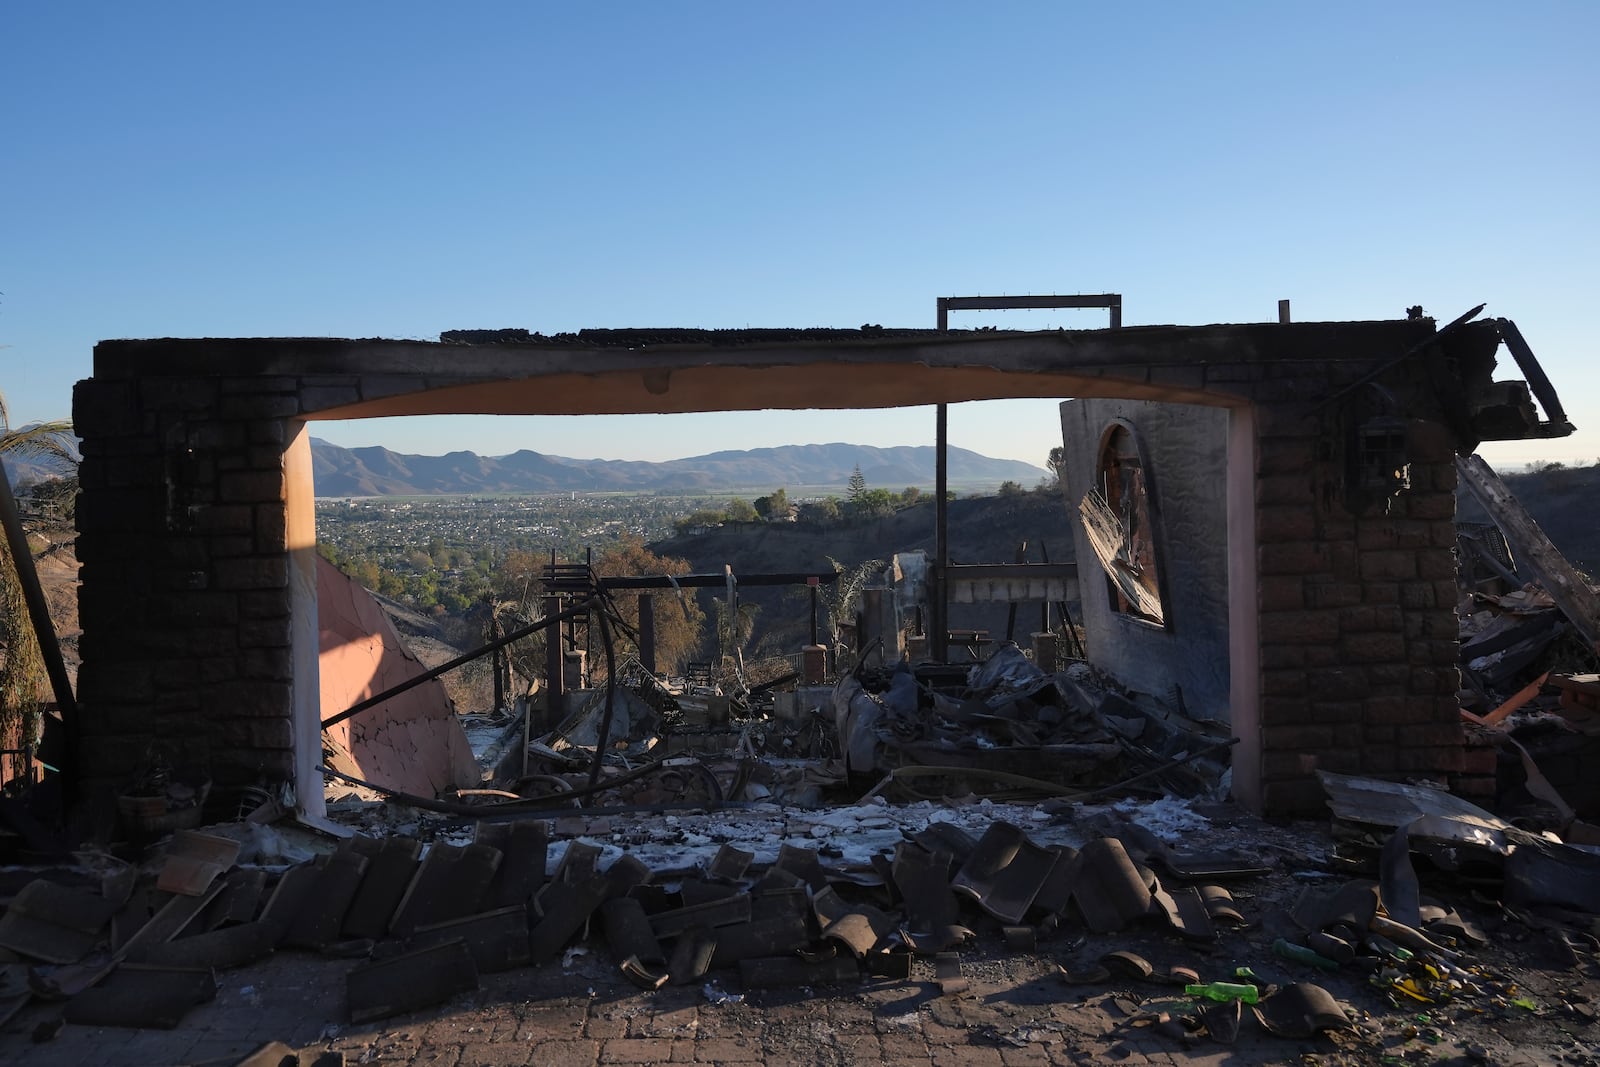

[1496,318,1575,437]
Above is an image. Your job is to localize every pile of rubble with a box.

[458,636,1229,818]
[1455,456,1600,830]
[834,643,1231,801]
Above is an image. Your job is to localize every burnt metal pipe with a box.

[587,602,619,792]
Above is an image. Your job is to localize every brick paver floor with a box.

[0,932,1590,1066]
[0,943,1323,1067]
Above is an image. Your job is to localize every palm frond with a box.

[0,420,77,463]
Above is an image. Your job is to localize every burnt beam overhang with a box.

[91,320,1438,421]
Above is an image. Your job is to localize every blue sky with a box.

[5,2,1596,471]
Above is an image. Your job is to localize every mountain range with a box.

[310,440,1049,497]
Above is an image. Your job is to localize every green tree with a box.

[674,508,726,533]
[753,487,790,520]
[798,497,840,524]
[1046,446,1067,488]
[848,487,895,520]
[352,558,382,591]
[0,399,77,760]
[406,572,439,609]
[20,473,76,524]
[846,464,867,499]
[725,497,758,523]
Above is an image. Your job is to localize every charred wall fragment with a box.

[1060,400,1232,724]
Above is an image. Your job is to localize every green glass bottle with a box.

[1184,982,1260,1004]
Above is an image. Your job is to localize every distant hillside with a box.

[310,440,1048,497]
[1,454,75,488]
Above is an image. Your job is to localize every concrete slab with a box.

[528,874,611,964]
[340,836,420,940]
[285,847,370,949]
[345,940,478,1024]
[599,896,665,971]
[708,913,810,969]
[385,843,458,938]
[228,1041,346,1067]
[410,905,530,973]
[200,869,268,931]
[476,818,547,909]
[259,861,324,945]
[125,920,275,970]
[0,879,118,964]
[155,830,243,897]
[388,842,502,937]
[118,883,225,957]
[648,893,751,940]
[64,963,217,1029]
[738,954,858,988]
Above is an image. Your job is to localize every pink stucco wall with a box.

[317,556,479,798]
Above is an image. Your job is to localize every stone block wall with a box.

[73,374,301,798]
[1251,405,1462,813]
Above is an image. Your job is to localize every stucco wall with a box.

[1061,399,1233,722]
[318,555,480,798]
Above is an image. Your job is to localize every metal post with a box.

[488,612,505,714]
[543,593,563,719]
[723,564,737,666]
[809,580,819,646]
[933,292,1122,659]
[638,593,656,675]
[933,402,949,661]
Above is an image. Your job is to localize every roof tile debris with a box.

[2,769,1600,1063]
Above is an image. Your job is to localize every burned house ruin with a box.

[68,311,1567,818]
